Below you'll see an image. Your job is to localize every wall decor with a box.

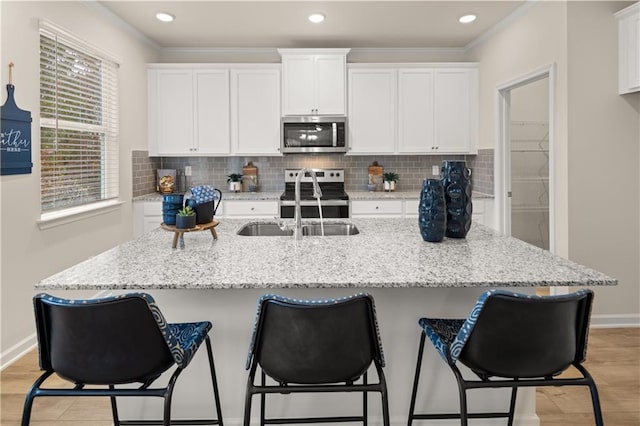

[1,63,32,176]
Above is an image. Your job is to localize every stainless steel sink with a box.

[236,223,293,237]
[237,222,359,237]
[302,223,360,236]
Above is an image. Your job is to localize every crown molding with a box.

[465,0,539,52]
[83,0,160,51]
[161,47,279,55]
[350,47,466,56]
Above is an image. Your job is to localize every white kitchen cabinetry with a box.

[133,201,162,238]
[347,64,478,155]
[398,69,435,153]
[231,67,281,155]
[223,200,279,218]
[279,49,350,115]
[434,68,477,153]
[403,199,420,217]
[148,68,230,156]
[616,2,640,94]
[348,68,397,154]
[351,199,403,217]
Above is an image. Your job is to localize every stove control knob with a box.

[330,172,335,177]
[336,172,341,177]
[289,172,294,178]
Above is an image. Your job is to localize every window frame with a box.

[38,20,120,223]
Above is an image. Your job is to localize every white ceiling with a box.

[99,1,526,49]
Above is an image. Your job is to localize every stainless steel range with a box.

[279,169,349,218]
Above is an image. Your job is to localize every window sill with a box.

[38,200,124,230]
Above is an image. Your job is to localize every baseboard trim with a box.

[591,313,640,328]
[0,333,37,371]
[0,290,112,370]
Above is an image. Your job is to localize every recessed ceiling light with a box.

[459,14,477,24]
[308,13,325,24]
[156,12,175,23]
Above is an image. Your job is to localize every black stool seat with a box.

[243,293,390,426]
[407,289,604,426]
[22,293,224,426]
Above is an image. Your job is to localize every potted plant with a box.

[175,206,196,229]
[383,172,399,191]
[227,173,243,192]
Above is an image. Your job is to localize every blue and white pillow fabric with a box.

[191,185,219,204]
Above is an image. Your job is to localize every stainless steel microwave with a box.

[281,116,347,154]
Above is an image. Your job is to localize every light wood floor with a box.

[1,328,638,425]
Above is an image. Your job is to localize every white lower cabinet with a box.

[133,201,163,238]
[223,200,279,218]
[472,198,496,230]
[351,200,403,217]
[403,199,420,217]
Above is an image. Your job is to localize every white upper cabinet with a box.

[348,68,397,154]
[279,49,350,115]
[195,70,231,155]
[616,2,640,94]
[347,63,478,155]
[231,67,281,155]
[148,67,230,156]
[434,68,477,154]
[398,69,435,153]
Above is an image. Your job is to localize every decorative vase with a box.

[441,160,473,238]
[384,181,396,191]
[229,181,241,192]
[419,179,447,242]
[162,193,184,226]
[175,214,196,229]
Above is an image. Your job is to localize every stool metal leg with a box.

[451,365,468,426]
[109,385,121,426]
[260,370,266,426]
[407,331,427,426]
[363,371,368,426]
[205,336,224,425]
[507,386,518,426]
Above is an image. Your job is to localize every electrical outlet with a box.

[432,165,440,176]
[184,166,192,176]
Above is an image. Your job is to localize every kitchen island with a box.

[37,219,615,425]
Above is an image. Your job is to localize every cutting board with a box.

[368,161,384,187]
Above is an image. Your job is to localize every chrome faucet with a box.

[294,168,322,240]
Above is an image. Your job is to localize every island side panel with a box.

[115,287,539,426]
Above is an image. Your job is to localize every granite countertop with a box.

[37,218,615,291]
[134,191,494,202]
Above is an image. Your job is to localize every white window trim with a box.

[38,199,124,230]
[39,20,121,222]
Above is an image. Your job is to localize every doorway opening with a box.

[496,65,555,255]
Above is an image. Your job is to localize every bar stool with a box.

[22,293,224,426]
[243,293,390,426]
[407,289,603,426]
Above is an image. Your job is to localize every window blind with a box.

[39,25,119,213]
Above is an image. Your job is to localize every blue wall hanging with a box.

[1,63,33,176]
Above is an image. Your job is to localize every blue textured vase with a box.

[419,179,447,242]
[441,161,473,239]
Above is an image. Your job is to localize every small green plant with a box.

[227,173,243,183]
[383,172,400,182]
[177,206,195,217]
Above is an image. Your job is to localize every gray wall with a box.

[566,1,640,322]
[469,0,639,321]
[0,1,159,365]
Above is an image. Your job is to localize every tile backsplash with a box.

[132,150,494,196]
